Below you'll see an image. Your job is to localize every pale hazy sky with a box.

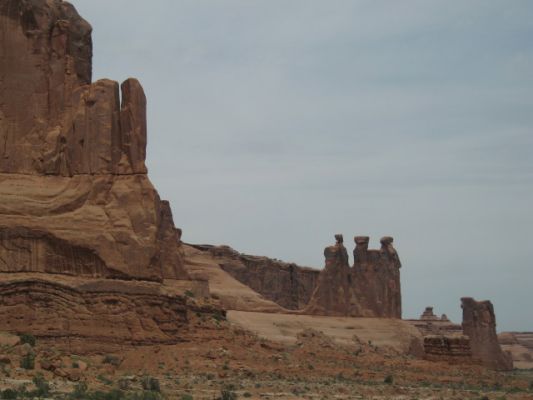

[72,0,533,331]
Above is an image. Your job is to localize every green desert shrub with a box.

[32,373,50,397]
[102,354,121,366]
[18,334,36,347]
[219,386,238,400]
[20,353,35,370]
[1,389,19,399]
[141,376,160,392]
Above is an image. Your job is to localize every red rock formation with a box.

[0,275,219,345]
[351,236,402,317]
[304,235,402,318]
[211,234,402,317]
[0,0,220,342]
[420,307,439,320]
[190,244,319,310]
[461,297,513,370]
[423,335,472,363]
[304,235,358,316]
[0,0,187,281]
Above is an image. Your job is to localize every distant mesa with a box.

[420,307,449,321]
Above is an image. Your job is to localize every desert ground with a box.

[1,312,532,400]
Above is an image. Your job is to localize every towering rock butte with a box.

[304,235,401,318]
[0,0,186,281]
[461,297,513,370]
[0,0,219,345]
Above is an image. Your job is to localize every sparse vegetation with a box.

[20,353,35,370]
[184,290,195,298]
[219,386,238,400]
[1,389,18,400]
[103,354,121,366]
[32,373,50,397]
[97,374,114,386]
[67,385,163,400]
[212,312,225,322]
[18,333,36,347]
[384,374,394,384]
[70,382,89,399]
[141,376,161,392]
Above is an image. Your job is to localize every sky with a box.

[72,0,533,331]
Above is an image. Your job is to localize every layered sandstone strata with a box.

[304,235,401,318]
[0,0,186,281]
[0,0,213,342]
[0,273,216,345]
[461,297,513,370]
[423,335,472,363]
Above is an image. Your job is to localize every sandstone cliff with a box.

[190,244,319,310]
[0,0,219,344]
[0,0,186,281]
[187,236,402,318]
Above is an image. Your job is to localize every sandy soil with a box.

[227,310,423,355]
